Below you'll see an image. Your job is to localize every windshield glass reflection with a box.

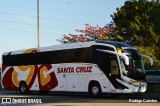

[120,49,146,80]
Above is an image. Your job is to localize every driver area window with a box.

[111,59,119,76]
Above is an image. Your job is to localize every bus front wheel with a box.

[19,82,28,94]
[89,82,102,97]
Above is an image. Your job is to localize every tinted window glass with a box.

[3,47,91,66]
[90,46,119,77]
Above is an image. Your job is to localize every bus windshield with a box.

[120,49,146,80]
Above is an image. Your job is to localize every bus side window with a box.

[111,60,119,76]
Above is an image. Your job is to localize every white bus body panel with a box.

[51,63,110,92]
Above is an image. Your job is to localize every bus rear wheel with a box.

[19,82,28,94]
[89,82,102,97]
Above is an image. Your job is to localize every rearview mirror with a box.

[120,54,129,65]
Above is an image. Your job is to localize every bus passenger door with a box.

[100,73,109,92]
[110,58,122,93]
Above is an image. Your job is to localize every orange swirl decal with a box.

[2,49,58,91]
[12,65,35,87]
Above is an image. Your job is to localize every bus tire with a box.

[89,81,102,97]
[19,81,28,94]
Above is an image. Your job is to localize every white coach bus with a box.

[1,40,153,96]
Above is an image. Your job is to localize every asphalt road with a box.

[0,90,160,106]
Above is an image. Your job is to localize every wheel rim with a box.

[92,86,99,95]
[21,85,26,93]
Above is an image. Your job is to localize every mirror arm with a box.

[140,54,153,66]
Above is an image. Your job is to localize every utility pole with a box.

[37,0,40,49]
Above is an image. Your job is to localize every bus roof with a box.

[2,40,134,55]
[2,41,94,55]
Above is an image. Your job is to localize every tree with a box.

[57,23,123,43]
[111,0,160,69]
[112,0,160,46]
[58,0,160,69]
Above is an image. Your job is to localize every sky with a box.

[0,0,126,58]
